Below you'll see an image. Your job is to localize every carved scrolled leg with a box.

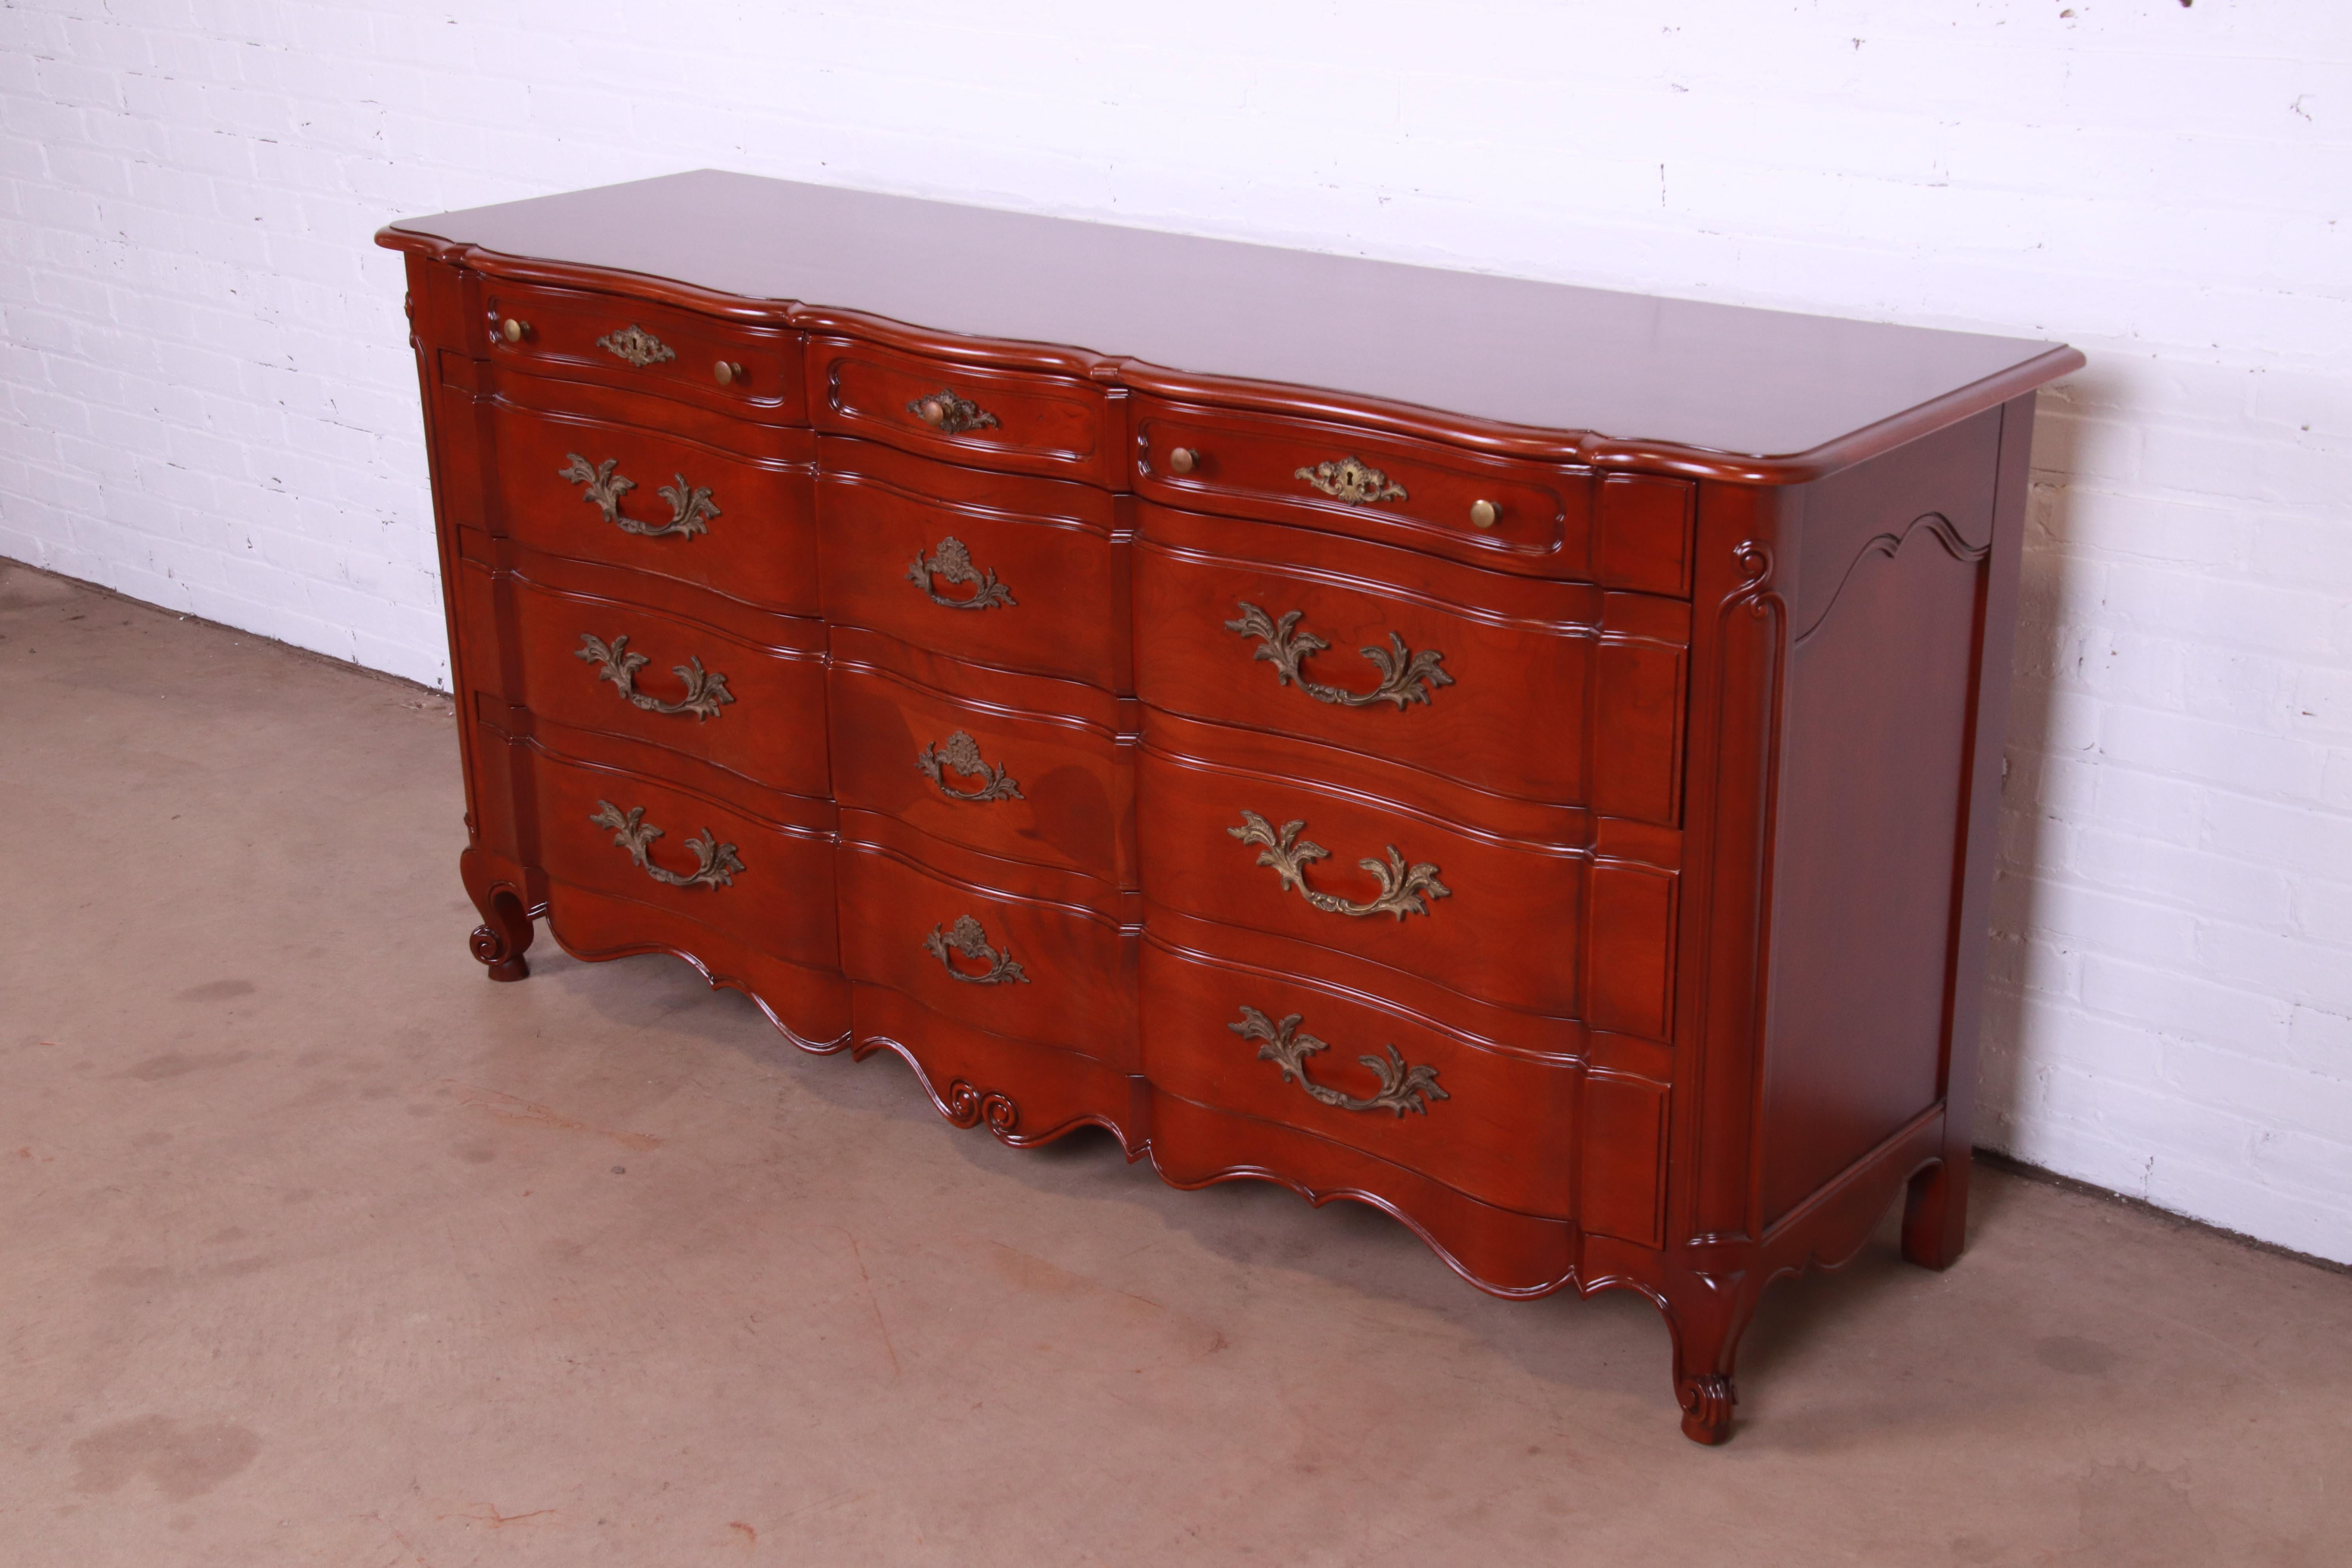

[1677,1373,1738,1445]
[468,886,534,982]
[1657,1278,1758,1446]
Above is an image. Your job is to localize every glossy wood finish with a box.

[383,173,2081,1445]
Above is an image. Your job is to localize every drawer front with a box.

[1136,506,1665,810]
[488,403,818,616]
[817,450,1125,692]
[1134,397,1589,577]
[829,654,1135,887]
[1137,746,1591,1020]
[532,751,840,973]
[482,283,806,423]
[836,824,1137,1069]
[811,337,1116,484]
[508,573,829,799]
[1140,938,1580,1220]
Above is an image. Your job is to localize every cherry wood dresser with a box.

[379,171,2081,1443]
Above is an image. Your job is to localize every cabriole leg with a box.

[1657,1282,1757,1446]
[1901,1153,1969,1271]
[468,886,534,982]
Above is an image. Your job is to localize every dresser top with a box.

[381,169,2079,479]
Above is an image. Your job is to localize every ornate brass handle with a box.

[907,536,1015,609]
[1230,1005,1448,1118]
[1297,456,1406,506]
[1229,810,1450,922]
[907,388,1000,435]
[597,325,675,367]
[1225,602,1451,710]
[918,731,1023,802]
[589,801,744,889]
[575,633,733,720]
[924,914,1029,985]
[560,454,720,540]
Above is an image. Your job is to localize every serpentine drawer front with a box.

[383,170,2081,1445]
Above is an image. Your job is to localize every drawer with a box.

[1138,744,1604,1021]
[531,748,840,975]
[1135,503,1688,820]
[835,811,1138,1070]
[486,401,818,616]
[829,628,1137,886]
[506,570,830,799]
[1133,396,1696,593]
[481,282,807,424]
[1140,936,1581,1220]
[810,337,1117,485]
[817,436,1127,691]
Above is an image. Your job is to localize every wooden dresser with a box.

[379,171,2081,1443]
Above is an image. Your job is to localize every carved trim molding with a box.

[1795,510,1991,648]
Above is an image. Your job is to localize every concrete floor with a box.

[3,557,2348,1568]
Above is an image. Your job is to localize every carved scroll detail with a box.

[1229,1005,1449,1118]
[924,913,1029,985]
[588,801,744,889]
[575,633,734,720]
[1296,455,1406,506]
[942,1078,1021,1135]
[1225,602,1451,710]
[907,535,1015,610]
[560,454,720,539]
[917,730,1024,802]
[596,324,677,367]
[1228,809,1450,922]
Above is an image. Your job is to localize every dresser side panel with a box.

[1756,412,2006,1229]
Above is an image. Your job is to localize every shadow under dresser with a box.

[377,171,2083,1443]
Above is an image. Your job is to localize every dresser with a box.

[378,171,2081,1443]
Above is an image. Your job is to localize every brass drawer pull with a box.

[499,316,530,343]
[714,359,745,387]
[590,801,744,890]
[1230,1005,1448,1118]
[918,730,1023,802]
[908,535,1015,609]
[575,633,734,720]
[1229,809,1450,922]
[1225,601,1450,710]
[908,387,1000,435]
[1167,445,1200,475]
[1297,455,1406,506]
[561,454,720,540]
[924,914,1029,985]
[597,324,676,367]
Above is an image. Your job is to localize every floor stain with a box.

[174,979,256,1002]
[2035,1335,2120,1376]
[441,1081,662,1151]
[69,1415,261,1500]
[128,1050,256,1082]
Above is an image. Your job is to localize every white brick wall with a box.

[4,2,2347,1260]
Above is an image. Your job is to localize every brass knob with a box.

[917,397,947,427]
[500,317,528,344]
[714,360,744,387]
[1468,498,1498,529]
[1168,446,1199,476]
